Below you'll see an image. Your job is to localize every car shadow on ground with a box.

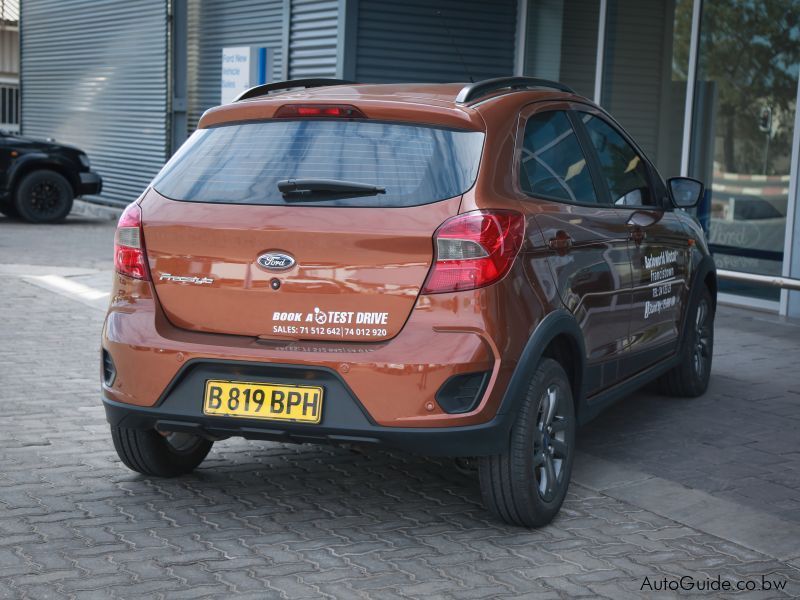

[107,436,619,544]
[111,385,697,535]
[117,441,510,530]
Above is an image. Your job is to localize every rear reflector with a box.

[102,349,116,386]
[422,210,525,294]
[274,104,367,119]
[114,203,150,280]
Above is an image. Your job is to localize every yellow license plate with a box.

[203,380,323,423]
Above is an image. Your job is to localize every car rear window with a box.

[152,120,484,207]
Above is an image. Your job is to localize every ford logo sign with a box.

[257,252,296,271]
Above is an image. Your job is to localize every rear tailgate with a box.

[141,115,483,342]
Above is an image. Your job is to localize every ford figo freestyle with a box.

[102,77,715,527]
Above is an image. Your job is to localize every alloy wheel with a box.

[533,384,569,502]
[693,298,712,379]
[29,180,65,217]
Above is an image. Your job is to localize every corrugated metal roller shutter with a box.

[186,0,284,132]
[522,0,600,100]
[21,0,168,206]
[289,0,339,78]
[355,0,517,83]
[558,0,600,100]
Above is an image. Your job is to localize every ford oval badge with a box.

[257,252,296,271]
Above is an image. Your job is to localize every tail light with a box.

[422,210,525,294]
[114,203,150,280]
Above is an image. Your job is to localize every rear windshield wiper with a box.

[277,178,386,198]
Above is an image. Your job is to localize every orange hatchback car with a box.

[102,77,715,527]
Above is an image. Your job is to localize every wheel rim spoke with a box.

[543,385,558,426]
[30,181,62,215]
[695,303,704,331]
[543,455,557,500]
[551,438,569,458]
[693,299,711,376]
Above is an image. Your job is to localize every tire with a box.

[656,286,714,397]
[479,358,576,527]
[13,169,74,223]
[110,426,213,477]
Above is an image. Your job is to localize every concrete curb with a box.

[70,198,124,220]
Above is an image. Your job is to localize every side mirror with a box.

[668,177,703,208]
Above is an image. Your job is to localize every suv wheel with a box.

[657,286,714,397]
[110,426,213,477]
[14,169,74,223]
[479,358,575,527]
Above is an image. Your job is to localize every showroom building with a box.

[18,0,800,316]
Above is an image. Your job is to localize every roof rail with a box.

[234,78,356,102]
[455,77,575,104]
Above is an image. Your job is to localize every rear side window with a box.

[520,111,598,204]
[580,114,654,207]
[152,120,484,207]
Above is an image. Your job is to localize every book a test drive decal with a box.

[272,307,390,338]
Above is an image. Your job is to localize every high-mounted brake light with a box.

[274,104,367,119]
[114,203,150,280]
[422,210,525,294]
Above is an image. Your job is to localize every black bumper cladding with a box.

[102,360,510,457]
[79,171,102,196]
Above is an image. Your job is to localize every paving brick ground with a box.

[1,215,800,599]
[579,306,800,524]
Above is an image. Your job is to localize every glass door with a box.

[689,0,800,302]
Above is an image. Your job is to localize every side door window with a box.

[580,114,655,207]
[519,109,634,394]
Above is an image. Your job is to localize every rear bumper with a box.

[78,171,102,196]
[101,268,542,445]
[102,359,512,456]
[102,277,526,429]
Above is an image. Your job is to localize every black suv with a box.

[0,130,102,223]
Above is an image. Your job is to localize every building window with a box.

[0,84,19,131]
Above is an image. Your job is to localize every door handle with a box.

[548,230,573,254]
[629,227,646,245]
[627,211,655,246]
